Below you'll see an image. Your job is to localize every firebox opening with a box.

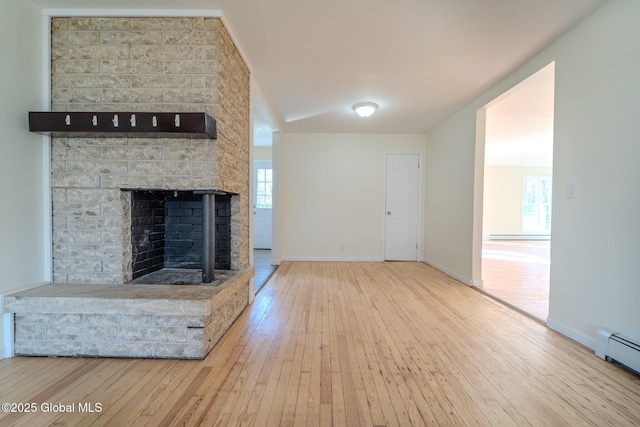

[128,190,232,284]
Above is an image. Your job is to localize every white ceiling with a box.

[484,63,555,167]
[31,0,605,138]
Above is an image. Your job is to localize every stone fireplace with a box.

[4,16,254,359]
[47,16,250,285]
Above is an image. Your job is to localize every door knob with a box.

[387,211,391,215]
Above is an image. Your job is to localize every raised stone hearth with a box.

[5,267,253,359]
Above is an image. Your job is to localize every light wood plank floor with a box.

[481,240,550,322]
[1,262,639,426]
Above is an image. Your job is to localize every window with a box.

[255,167,273,209]
[522,177,552,233]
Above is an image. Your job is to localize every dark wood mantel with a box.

[28,111,217,139]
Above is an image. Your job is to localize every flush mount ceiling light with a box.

[352,102,378,118]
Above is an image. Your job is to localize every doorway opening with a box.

[476,62,555,323]
[253,159,276,292]
[252,94,277,293]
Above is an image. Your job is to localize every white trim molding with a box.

[421,258,473,286]
[1,314,13,360]
[0,295,14,360]
[43,9,221,17]
[281,257,385,263]
[547,317,597,351]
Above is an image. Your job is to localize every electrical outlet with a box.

[339,243,345,251]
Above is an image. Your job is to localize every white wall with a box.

[253,146,273,161]
[423,115,476,282]
[0,2,47,358]
[424,0,640,348]
[280,133,425,261]
[547,0,640,346]
[483,166,552,236]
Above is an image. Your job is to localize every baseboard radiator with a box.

[596,329,640,374]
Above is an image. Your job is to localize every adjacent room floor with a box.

[481,240,550,322]
[253,249,277,293]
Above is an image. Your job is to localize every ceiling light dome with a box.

[353,102,378,118]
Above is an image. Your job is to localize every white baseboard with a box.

[421,258,472,286]
[547,317,597,350]
[281,256,384,262]
[489,234,551,241]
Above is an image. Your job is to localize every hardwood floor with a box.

[1,262,639,426]
[481,240,550,322]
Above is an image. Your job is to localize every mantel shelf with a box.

[28,111,217,139]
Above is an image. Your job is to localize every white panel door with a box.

[253,161,273,249]
[385,153,419,261]
[254,208,272,249]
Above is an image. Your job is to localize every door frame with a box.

[383,151,423,261]
[473,62,555,288]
